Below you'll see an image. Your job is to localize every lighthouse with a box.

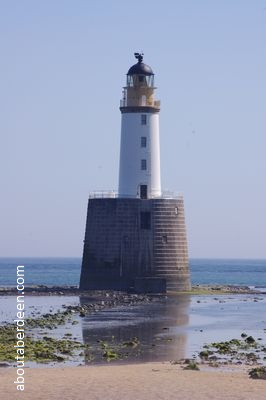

[80,53,191,292]
[118,52,161,199]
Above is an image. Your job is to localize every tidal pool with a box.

[1,293,266,366]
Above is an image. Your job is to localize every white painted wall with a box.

[118,112,161,198]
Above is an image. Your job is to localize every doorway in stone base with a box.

[140,185,148,199]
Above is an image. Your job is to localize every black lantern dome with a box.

[127,53,154,76]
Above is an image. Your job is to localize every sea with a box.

[0,257,266,289]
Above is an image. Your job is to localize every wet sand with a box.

[1,362,265,400]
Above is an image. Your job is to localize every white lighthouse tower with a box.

[118,53,161,199]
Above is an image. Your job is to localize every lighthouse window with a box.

[141,159,147,170]
[140,212,151,229]
[127,76,134,86]
[141,137,147,147]
[141,114,147,125]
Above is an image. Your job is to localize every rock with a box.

[183,361,200,371]
[0,363,10,368]
[245,336,256,344]
[249,366,266,380]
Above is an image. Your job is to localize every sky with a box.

[0,0,265,258]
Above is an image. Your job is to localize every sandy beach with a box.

[0,362,265,400]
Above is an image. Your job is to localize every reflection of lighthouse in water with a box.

[80,53,191,292]
[81,294,191,364]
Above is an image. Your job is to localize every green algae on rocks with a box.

[0,323,87,364]
[183,360,200,371]
[200,336,266,366]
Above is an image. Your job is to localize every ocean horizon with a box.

[0,257,266,289]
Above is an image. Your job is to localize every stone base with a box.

[80,197,191,292]
[133,277,166,293]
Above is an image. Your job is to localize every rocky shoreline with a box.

[0,284,264,296]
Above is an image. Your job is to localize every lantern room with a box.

[126,53,155,88]
[121,53,160,110]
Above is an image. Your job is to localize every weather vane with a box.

[134,52,144,63]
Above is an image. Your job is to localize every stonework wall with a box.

[152,198,191,291]
[80,198,191,292]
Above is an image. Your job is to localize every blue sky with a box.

[0,0,265,258]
